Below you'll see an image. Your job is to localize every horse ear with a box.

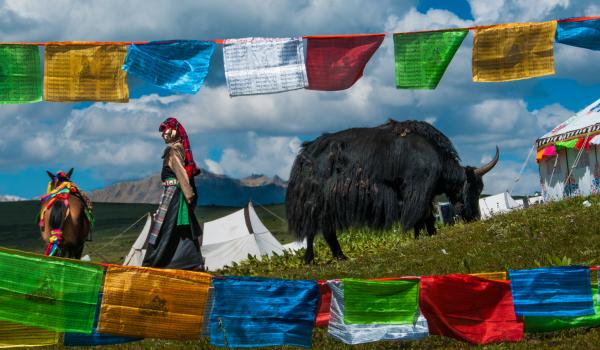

[66,168,74,179]
[46,171,55,180]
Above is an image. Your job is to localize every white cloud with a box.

[204,159,223,175]
[215,133,301,180]
[469,99,528,131]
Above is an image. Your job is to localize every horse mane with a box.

[383,119,460,162]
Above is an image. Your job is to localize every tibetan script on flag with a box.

[0,45,42,104]
[223,37,307,96]
[44,43,129,102]
[394,29,467,89]
[473,21,556,82]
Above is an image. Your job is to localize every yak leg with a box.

[322,225,347,261]
[304,233,316,264]
[414,221,425,239]
[425,212,437,236]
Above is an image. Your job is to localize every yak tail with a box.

[49,200,66,231]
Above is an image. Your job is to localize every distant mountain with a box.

[0,195,26,202]
[89,170,286,206]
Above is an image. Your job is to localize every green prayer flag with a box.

[525,286,600,333]
[394,30,468,89]
[343,278,419,325]
[0,45,42,104]
[0,248,104,334]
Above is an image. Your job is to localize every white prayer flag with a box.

[327,281,429,345]
[223,37,308,96]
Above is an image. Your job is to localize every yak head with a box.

[454,147,499,222]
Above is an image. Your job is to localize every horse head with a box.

[46,168,74,191]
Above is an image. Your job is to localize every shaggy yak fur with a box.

[286,119,499,263]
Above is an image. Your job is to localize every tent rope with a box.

[251,200,287,224]
[548,152,560,187]
[509,144,535,195]
[84,212,149,263]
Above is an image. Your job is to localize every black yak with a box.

[286,119,499,263]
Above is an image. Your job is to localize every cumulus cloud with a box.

[215,133,301,180]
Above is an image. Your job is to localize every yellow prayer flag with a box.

[473,21,557,82]
[0,321,58,348]
[471,271,508,281]
[44,43,129,102]
[97,265,211,340]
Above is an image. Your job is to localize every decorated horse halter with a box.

[39,173,78,256]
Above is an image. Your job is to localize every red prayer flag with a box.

[315,280,331,327]
[419,274,523,344]
[306,34,385,91]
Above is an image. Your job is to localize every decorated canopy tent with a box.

[201,202,285,271]
[537,98,600,201]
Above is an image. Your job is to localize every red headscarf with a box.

[159,117,201,178]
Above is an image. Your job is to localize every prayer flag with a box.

[419,274,523,344]
[97,265,211,339]
[525,286,600,332]
[0,321,59,348]
[209,276,319,348]
[327,281,428,345]
[122,40,216,94]
[342,278,420,325]
[305,34,384,91]
[315,280,331,327]
[473,21,556,82]
[0,45,42,104]
[393,29,467,89]
[509,266,594,317]
[44,43,128,102]
[556,19,600,50]
[223,37,307,96]
[0,248,103,333]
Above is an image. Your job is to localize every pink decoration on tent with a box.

[543,145,558,157]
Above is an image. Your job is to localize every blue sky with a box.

[1,0,600,198]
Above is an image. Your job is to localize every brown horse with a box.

[39,169,91,259]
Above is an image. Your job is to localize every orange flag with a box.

[473,21,556,82]
[97,265,211,339]
[44,42,128,102]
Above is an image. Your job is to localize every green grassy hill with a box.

[3,196,600,349]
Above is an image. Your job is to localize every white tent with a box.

[479,192,523,219]
[201,202,285,271]
[537,98,600,201]
[123,213,152,266]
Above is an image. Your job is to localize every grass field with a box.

[3,196,600,349]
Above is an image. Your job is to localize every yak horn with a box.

[474,146,499,176]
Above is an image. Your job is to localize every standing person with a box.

[143,117,204,270]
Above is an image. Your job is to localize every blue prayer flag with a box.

[556,19,600,50]
[509,266,594,317]
[64,293,142,347]
[122,40,216,94]
[209,276,320,348]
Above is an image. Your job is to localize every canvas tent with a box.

[479,192,523,219]
[201,202,285,271]
[537,98,600,201]
[123,213,152,266]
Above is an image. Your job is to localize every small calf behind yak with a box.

[286,119,498,264]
